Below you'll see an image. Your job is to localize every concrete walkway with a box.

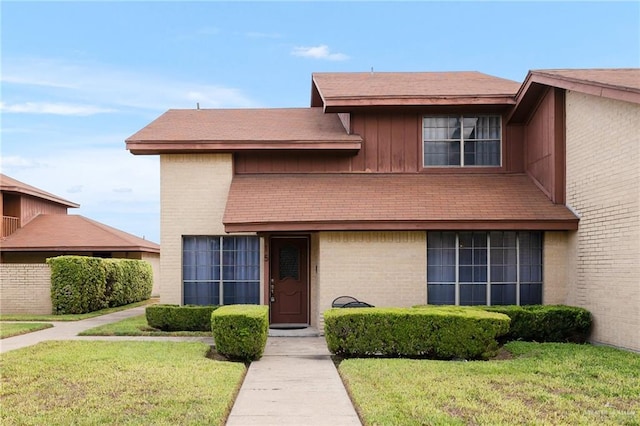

[226,337,362,425]
[0,307,362,425]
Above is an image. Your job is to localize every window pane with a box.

[223,282,260,305]
[491,283,517,305]
[520,283,542,305]
[464,140,500,166]
[427,283,455,305]
[184,282,219,305]
[183,235,260,306]
[424,141,460,166]
[460,283,486,305]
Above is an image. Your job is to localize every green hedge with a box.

[48,256,107,314]
[324,306,510,360]
[482,305,592,343]
[47,256,153,314]
[211,305,269,361]
[146,304,219,331]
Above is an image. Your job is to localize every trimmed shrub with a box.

[211,305,269,361]
[118,259,153,305]
[48,256,107,314]
[324,306,510,360]
[48,255,153,314]
[103,259,125,307]
[146,304,219,331]
[482,305,592,343]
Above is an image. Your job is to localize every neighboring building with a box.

[126,69,639,351]
[0,174,160,313]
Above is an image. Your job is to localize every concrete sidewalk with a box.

[0,306,150,353]
[226,337,362,425]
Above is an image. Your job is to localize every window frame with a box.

[426,231,543,306]
[422,114,503,168]
[182,235,261,306]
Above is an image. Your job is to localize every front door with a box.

[270,237,309,325]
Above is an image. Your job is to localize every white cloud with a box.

[291,45,349,61]
[0,101,115,116]
[1,57,259,113]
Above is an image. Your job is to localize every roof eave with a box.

[126,140,362,155]
[322,96,517,113]
[0,185,80,208]
[0,245,160,253]
[224,219,579,233]
[509,69,640,124]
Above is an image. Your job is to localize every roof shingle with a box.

[0,215,159,252]
[311,71,521,110]
[126,108,362,154]
[223,173,578,232]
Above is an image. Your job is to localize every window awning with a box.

[223,173,579,232]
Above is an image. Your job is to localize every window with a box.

[427,231,542,305]
[183,236,260,305]
[423,115,501,167]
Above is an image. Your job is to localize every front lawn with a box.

[0,341,245,425]
[339,342,640,425]
[0,323,53,339]
[78,314,210,337]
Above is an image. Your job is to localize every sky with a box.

[2,1,639,244]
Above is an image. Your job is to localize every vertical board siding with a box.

[20,195,68,226]
[235,113,423,173]
[524,88,557,200]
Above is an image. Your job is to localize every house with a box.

[126,69,639,351]
[0,174,160,313]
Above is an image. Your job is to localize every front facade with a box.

[127,69,639,351]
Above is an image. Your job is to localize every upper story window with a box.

[423,115,501,167]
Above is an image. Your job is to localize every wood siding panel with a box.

[235,111,518,175]
[236,113,422,174]
[523,88,565,203]
[505,124,525,172]
[20,195,68,226]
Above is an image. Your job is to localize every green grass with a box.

[0,341,246,426]
[0,299,153,322]
[339,342,640,426]
[78,314,211,337]
[0,323,53,339]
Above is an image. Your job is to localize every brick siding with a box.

[0,264,52,314]
[317,231,426,328]
[565,91,640,351]
[159,154,261,305]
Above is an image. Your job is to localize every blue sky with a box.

[2,1,639,243]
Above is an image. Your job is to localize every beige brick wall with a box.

[543,231,569,305]
[317,231,426,327]
[565,91,640,351]
[159,154,261,305]
[0,264,52,314]
[141,253,161,297]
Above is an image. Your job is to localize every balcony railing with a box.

[2,216,19,237]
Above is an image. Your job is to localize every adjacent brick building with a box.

[0,174,161,313]
[127,68,639,351]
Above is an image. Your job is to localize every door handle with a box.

[270,278,275,302]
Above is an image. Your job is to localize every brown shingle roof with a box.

[311,71,521,111]
[223,173,578,232]
[126,108,362,154]
[511,69,640,122]
[0,215,160,253]
[531,69,640,93]
[0,174,79,208]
